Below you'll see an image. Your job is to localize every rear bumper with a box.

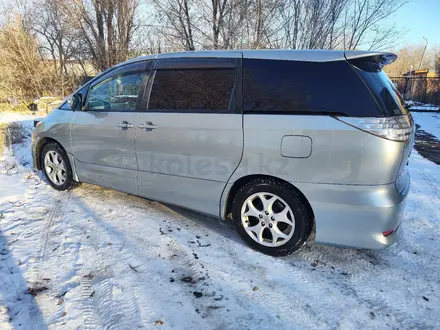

[295,170,410,250]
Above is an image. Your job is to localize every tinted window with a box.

[350,61,408,116]
[60,101,71,110]
[148,69,235,112]
[243,59,382,116]
[86,69,146,111]
[61,84,89,111]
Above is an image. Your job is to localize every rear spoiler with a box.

[344,50,397,68]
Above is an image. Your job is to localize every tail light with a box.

[383,230,394,237]
[336,115,413,142]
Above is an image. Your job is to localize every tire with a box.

[40,142,79,191]
[231,178,313,256]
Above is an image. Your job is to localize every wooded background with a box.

[0,0,439,104]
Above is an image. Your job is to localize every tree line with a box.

[0,0,436,103]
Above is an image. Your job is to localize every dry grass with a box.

[5,122,26,145]
[0,121,27,153]
[0,102,33,113]
[0,123,6,153]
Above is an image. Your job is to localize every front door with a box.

[70,61,150,195]
[134,56,244,216]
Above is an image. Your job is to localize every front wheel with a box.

[40,142,79,191]
[232,178,313,256]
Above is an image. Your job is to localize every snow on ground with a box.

[0,113,38,125]
[406,100,440,112]
[412,112,440,140]
[0,111,439,329]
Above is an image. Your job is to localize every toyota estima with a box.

[31,50,414,256]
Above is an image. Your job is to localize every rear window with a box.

[349,60,408,116]
[243,59,382,117]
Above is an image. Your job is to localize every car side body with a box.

[31,49,414,254]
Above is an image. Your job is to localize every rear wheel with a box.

[40,142,79,191]
[232,178,313,256]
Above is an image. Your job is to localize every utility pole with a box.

[418,37,428,70]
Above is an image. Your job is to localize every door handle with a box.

[117,121,134,130]
[138,122,157,131]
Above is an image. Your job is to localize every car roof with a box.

[67,49,396,102]
[77,49,395,93]
[123,49,396,64]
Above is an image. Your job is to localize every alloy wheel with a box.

[44,150,67,186]
[241,192,295,247]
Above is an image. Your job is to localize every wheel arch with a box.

[222,174,315,231]
[36,137,68,170]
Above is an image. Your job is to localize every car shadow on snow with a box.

[33,167,389,275]
[0,223,48,329]
[0,119,48,328]
[414,124,440,165]
[121,194,387,271]
[75,181,247,248]
[32,179,416,326]
[67,180,386,269]
[65,190,268,327]
[165,205,244,245]
[165,205,384,268]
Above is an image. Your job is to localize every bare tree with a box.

[150,0,407,51]
[151,0,197,51]
[341,0,407,50]
[273,0,346,49]
[61,0,141,71]
[26,0,86,96]
[31,0,69,75]
[203,0,228,49]
[0,15,55,100]
[239,0,282,49]
[435,46,440,76]
[271,0,405,51]
[151,0,282,50]
[385,44,436,76]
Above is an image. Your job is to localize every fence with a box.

[390,77,440,107]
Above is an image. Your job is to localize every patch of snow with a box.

[410,106,439,111]
[0,112,439,329]
[0,112,38,125]
[411,112,440,140]
[407,101,440,112]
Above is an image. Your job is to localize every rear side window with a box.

[243,59,382,117]
[148,69,235,112]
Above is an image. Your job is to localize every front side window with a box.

[148,69,235,112]
[59,101,71,110]
[86,68,146,111]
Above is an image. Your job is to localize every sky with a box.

[0,0,439,51]
[392,0,440,49]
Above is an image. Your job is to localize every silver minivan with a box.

[31,50,414,256]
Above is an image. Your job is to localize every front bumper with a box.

[31,134,39,170]
[296,170,410,250]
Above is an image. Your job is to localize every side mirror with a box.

[68,94,83,111]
